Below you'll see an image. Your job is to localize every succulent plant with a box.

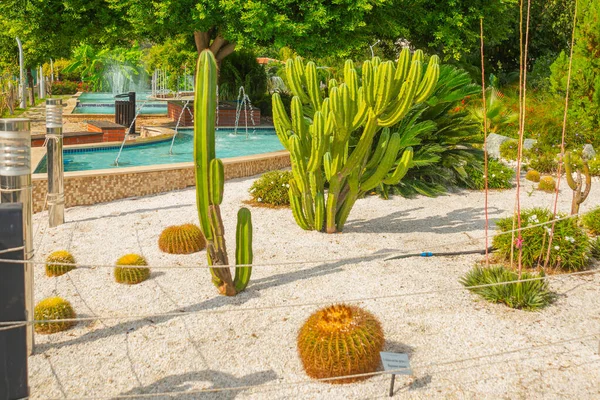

[273,50,440,233]
[564,151,591,215]
[114,254,150,284]
[194,50,253,296]
[45,250,76,277]
[525,170,541,183]
[538,176,556,192]
[158,224,206,254]
[297,304,384,384]
[34,297,76,334]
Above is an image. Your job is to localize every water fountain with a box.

[104,64,149,95]
[113,99,150,165]
[233,86,256,137]
[168,100,191,155]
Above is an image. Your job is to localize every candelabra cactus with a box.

[564,151,592,215]
[194,50,253,296]
[273,49,440,233]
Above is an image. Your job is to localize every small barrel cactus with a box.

[297,304,384,384]
[538,176,556,193]
[114,254,150,284]
[45,250,76,277]
[34,297,76,334]
[158,224,206,254]
[525,170,541,183]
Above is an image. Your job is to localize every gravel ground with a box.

[28,174,600,399]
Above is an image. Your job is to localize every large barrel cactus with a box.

[194,50,253,296]
[273,50,440,233]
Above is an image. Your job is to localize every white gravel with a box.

[28,174,600,399]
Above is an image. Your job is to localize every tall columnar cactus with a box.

[564,151,592,215]
[194,50,253,296]
[273,49,440,233]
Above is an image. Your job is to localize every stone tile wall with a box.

[167,101,261,127]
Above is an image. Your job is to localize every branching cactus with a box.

[273,50,439,233]
[194,50,253,296]
[564,151,592,215]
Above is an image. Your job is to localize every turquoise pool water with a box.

[74,92,167,114]
[34,128,284,173]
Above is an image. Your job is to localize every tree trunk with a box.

[194,30,236,67]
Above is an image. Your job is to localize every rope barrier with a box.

[0,245,24,255]
[9,213,582,272]
[36,332,600,399]
[1,268,598,328]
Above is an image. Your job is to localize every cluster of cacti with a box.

[564,151,591,215]
[158,224,206,254]
[194,50,253,296]
[538,176,556,192]
[297,304,384,383]
[273,50,440,233]
[45,250,76,277]
[34,297,76,334]
[114,254,150,284]
[525,170,541,183]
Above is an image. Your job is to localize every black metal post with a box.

[128,91,136,134]
[0,203,28,400]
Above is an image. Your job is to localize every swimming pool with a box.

[34,128,285,173]
[74,92,167,114]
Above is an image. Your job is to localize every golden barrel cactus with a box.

[297,304,384,384]
[34,297,76,334]
[525,170,541,183]
[158,224,206,254]
[538,176,556,193]
[45,250,76,277]
[114,254,150,284]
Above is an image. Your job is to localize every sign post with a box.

[380,352,412,397]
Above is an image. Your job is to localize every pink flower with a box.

[515,237,524,249]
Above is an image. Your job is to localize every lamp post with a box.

[16,38,26,109]
[0,118,34,354]
[46,99,64,227]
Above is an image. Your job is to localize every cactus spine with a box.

[564,151,592,215]
[273,52,440,233]
[194,50,253,296]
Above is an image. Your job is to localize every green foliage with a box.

[34,297,76,334]
[219,50,267,101]
[465,159,514,190]
[194,50,254,296]
[591,237,600,259]
[144,35,197,92]
[525,170,541,182]
[500,139,519,161]
[158,224,206,254]
[538,176,556,193]
[493,208,591,271]
[50,81,78,95]
[470,83,518,137]
[297,304,384,383]
[589,157,600,176]
[549,0,600,148]
[45,250,76,277]
[582,207,600,236]
[249,170,293,207]
[461,266,553,311]
[525,143,559,173]
[114,254,150,284]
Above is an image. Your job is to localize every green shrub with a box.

[50,80,78,95]
[114,254,150,284]
[460,266,553,310]
[465,159,514,190]
[45,250,76,277]
[524,143,558,173]
[34,297,76,334]
[493,208,591,271]
[248,170,293,207]
[588,157,600,176]
[582,207,600,236]
[538,176,556,192]
[500,139,519,161]
[591,237,600,259]
[525,170,541,182]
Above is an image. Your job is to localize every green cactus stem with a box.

[194,50,254,296]
[273,53,438,233]
[564,151,592,215]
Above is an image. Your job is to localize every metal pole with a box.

[50,58,54,83]
[16,38,26,109]
[46,99,64,227]
[39,66,45,100]
[0,118,34,355]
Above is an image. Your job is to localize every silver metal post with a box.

[16,38,26,109]
[0,118,34,354]
[46,99,64,227]
[39,66,45,100]
[50,58,54,83]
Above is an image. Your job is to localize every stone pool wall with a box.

[31,151,290,213]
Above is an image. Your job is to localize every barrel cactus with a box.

[538,176,556,193]
[34,297,76,334]
[272,50,440,233]
[45,250,76,277]
[297,304,384,383]
[525,170,541,183]
[158,224,206,254]
[114,254,150,284]
[194,50,253,296]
